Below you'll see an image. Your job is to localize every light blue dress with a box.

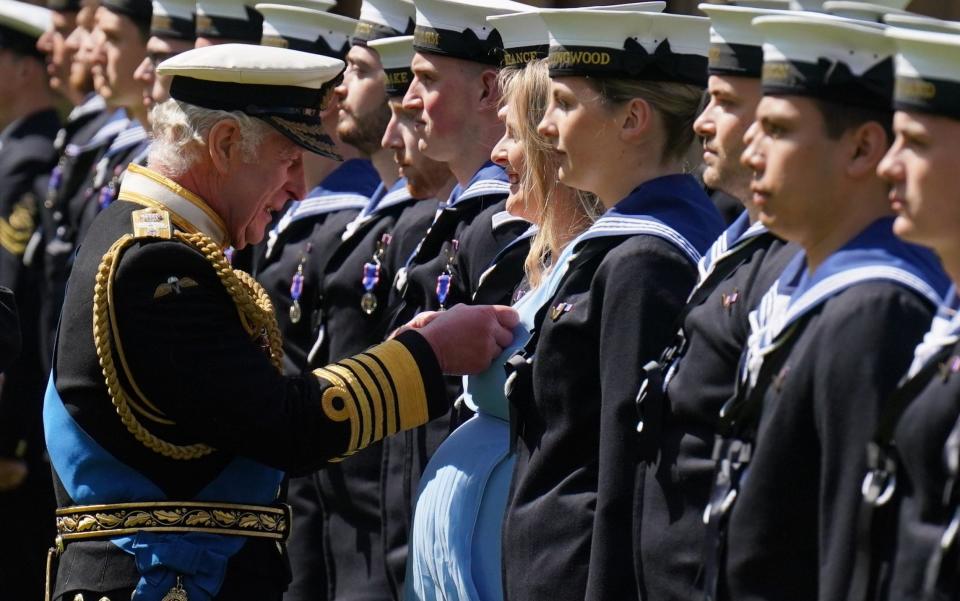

[404,234,594,601]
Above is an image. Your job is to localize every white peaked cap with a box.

[257,3,356,57]
[0,0,52,39]
[884,12,960,35]
[887,25,960,120]
[823,1,911,23]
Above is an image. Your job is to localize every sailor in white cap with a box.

[375,34,454,202]
[852,25,960,601]
[69,0,152,251]
[132,0,195,112]
[499,7,723,601]
[194,0,261,46]
[42,41,520,601]
[379,0,537,594]
[633,4,800,600]
[252,3,379,375]
[704,12,948,601]
[36,0,86,105]
[0,1,62,596]
[278,3,422,601]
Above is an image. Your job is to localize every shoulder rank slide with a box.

[132,207,173,239]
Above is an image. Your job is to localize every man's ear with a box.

[207,119,240,175]
[478,67,502,111]
[620,96,654,144]
[847,120,889,179]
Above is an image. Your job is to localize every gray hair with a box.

[148,99,276,177]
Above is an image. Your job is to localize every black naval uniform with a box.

[0,286,18,371]
[704,219,947,601]
[255,158,379,376]
[256,159,379,601]
[0,105,62,601]
[503,175,723,601]
[45,164,448,601]
[284,179,425,601]
[40,103,121,367]
[380,162,528,598]
[633,212,797,601]
[848,287,960,601]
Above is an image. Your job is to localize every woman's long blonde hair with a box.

[499,60,602,288]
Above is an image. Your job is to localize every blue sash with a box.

[44,375,283,601]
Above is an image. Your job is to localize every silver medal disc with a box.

[289,301,302,324]
[361,292,378,315]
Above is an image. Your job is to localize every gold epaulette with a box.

[313,339,429,461]
[90,214,284,460]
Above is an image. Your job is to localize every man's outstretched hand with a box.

[395,304,519,375]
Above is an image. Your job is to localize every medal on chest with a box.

[360,233,391,315]
[97,165,123,211]
[435,239,458,310]
[289,243,312,324]
[46,159,65,207]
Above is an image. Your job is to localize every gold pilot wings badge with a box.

[132,207,173,239]
[154,276,199,299]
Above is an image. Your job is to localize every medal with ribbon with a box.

[360,233,391,315]
[435,239,458,310]
[288,243,312,324]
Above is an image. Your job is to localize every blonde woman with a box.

[405,57,600,601]
[500,10,725,601]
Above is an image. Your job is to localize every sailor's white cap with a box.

[195,0,262,42]
[256,3,357,58]
[753,13,895,109]
[280,0,335,10]
[540,9,710,86]
[0,0,50,59]
[157,43,345,158]
[884,13,960,35]
[368,34,413,96]
[488,3,665,68]
[412,0,530,65]
[354,0,415,44]
[700,3,793,76]
[823,1,911,23]
[887,25,960,120]
[151,0,194,39]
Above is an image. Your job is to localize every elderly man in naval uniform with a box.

[43,42,516,601]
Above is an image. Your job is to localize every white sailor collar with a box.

[117,163,230,247]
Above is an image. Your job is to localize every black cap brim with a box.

[260,113,341,160]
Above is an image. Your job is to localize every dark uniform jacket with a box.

[0,106,61,601]
[284,179,431,601]
[255,158,379,376]
[850,287,960,601]
[709,218,947,601]
[40,101,121,367]
[255,159,379,601]
[379,162,528,598]
[634,212,797,601]
[502,175,723,601]
[45,164,447,601]
[0,285,18,372]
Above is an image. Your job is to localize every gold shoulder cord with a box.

[92,229,283,460]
